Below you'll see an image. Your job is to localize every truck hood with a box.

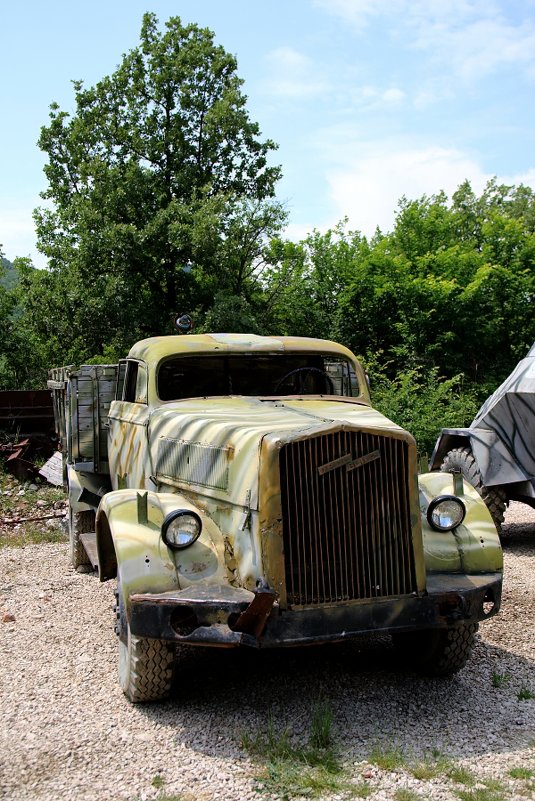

[149,397,407,510]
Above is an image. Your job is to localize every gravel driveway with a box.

[1,504,534,801]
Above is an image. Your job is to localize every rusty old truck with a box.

[49,333,503,702]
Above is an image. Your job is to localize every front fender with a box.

[418,472,503,575]
[95,490,228,613]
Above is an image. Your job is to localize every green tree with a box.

[34,12,283,358]
[0,250,16,387]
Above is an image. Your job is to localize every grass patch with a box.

[408,752,475,787]
[517,687,535,701]
[309,699,333,749]
[448,765,477,786]
[455,780,508,801]
[0,468,67,549]
[491,672,511,688]
[395,790,425,801]
[411,752,452,781]
[509,768,533,780]
[242,701,352,799]
[155,795,193,801]
[2,524,68,548]
[368,745,407,772]
[353,782,373,798]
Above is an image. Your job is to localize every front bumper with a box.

[128,572,502,648]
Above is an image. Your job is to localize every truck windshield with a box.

[157,354,360,401]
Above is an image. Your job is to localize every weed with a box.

[1,524,67,548]
[156,795,193,801]
[152,774,165,789]
[241,720,294,762]
[448,766,476,786]
[258,759,348,800]
[517,687,535,701]
[455,782,508,801]
[242,702,350,799]
[491,672,511,688]
[509,768,533,780]
[411,752,451,781]
[309,699,333,750]
[353,782,373,798]
[0,469,67,550]
[395,789,424,801]
[369,745,407,771]
[482,779,507,792]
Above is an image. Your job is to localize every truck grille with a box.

[279,430,416,606]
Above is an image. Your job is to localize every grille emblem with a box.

[318,449,380,476]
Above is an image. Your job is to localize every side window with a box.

[115,360,127,401]
[123,361,139,402]
[134,364,148,404]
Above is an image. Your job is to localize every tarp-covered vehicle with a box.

[50,334,503,702]
[431,342,535,534]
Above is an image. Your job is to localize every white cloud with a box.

[283,221,322,241]
[0,206,44,267]
[322,139,535,237]
[315,0,535,80]
[350,85,406,108]
[262,46,329,98]
[313,0,384,30]
[325,144,490,235]
[409,12,535,80]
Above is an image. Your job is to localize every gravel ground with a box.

[1,504,534,801]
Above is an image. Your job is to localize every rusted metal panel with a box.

[0,389,54,435]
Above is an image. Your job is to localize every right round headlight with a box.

[427,495,466,531]
[161,510,202,550]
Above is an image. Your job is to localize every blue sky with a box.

[2,0,535,266]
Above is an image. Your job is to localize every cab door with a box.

[108,359,152,490]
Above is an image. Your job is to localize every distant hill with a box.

[0,257,19,291]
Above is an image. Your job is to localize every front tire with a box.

[115,583,175,703]
[440,447,506,532]
[393,623,478,676]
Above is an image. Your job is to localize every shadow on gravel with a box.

[135,630,534,764]
[501,521,535,554]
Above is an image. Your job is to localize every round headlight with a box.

[427,495,466,531]
[162,510,202,550]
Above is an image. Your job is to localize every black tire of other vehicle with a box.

[440,447,506,532]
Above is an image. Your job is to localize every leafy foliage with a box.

[27,12,284,370]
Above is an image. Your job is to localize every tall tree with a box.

[34,12,283,355]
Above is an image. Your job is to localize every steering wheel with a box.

[272,366,335,395]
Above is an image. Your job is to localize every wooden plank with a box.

[80,531,99,571]
[38,451,64,487]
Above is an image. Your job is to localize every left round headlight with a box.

[162,510,202,550]
[427,495,466,531]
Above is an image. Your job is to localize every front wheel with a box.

[440,447,506,533]
[115,583,175,703]
[392,623,478,676]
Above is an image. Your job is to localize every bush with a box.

[367,363,479,457]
